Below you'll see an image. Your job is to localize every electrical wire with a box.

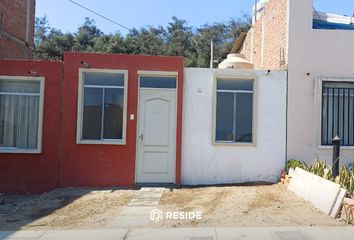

[67,0,131,31]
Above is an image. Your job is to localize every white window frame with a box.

[0,75,45,154]
[212,75,257,146]
[76,68,128,145]
[318,77,354,149]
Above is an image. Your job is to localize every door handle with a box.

[138,133,144,141]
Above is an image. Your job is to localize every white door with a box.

[136,88,176,183]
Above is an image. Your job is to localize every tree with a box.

[194,23,229,67]
[35,26,75,60]
[74,18,103,52]
[34,16,50,46]
[92,34,126,53]
[166,16,196,66]
[125,26,167,56]
[34,15,251,67]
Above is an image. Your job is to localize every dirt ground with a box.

[157,184,345,227]
[0,188,134,230]
[0,184,345,230]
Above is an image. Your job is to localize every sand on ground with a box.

[156,183,345,227]
[0,184,346,230]
[0,187,134,230]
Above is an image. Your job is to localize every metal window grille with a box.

[322,81,354,146]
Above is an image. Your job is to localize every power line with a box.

[67,0,132,31]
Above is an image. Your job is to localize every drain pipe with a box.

[25,0,31,58]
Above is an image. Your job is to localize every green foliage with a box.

[34,16,251,66]
[74,18,103,52]
[336,165,354,198]
[288,159,354,197]
[286,159,308,171]
[308,160,326,177]
[34,16,50,46]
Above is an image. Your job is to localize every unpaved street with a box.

[0,184,344,230]
[157,184,344,227]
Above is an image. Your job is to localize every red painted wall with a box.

[59,52,184,188]
[0,53,183,194]
[0,60,62,194]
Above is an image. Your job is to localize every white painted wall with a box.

[182,68,287,185]
[287,0,354,166]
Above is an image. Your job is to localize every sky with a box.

[36,0,354,35]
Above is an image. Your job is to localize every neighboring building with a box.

[0,0,36,59]
[240,0,288,70]
[240,0,354,166]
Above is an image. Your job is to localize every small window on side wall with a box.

[0,76,44,153]
[77,69,128,145]
[214,78,254,144]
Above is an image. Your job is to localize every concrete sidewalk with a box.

[1,227,354,240]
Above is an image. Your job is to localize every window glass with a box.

[216,92,234,141]
[215,78,254,143]
[84,72,124,86]
[217,79,253,91]
[0,80,40,93]
[82,88,103,140]
[140,76,176,89]
[236,93,253,142]
[0,79,40,150]
[80,71,126,142]
[103,88,124,139]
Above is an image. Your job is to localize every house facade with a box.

[2,0,352,194]
[0,0,36,60]
[182,68,287,185]
[0,52,287,193]
[240,0,354,167]
[0,53,185,193]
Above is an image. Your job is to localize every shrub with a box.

[286,159,354,197]
[286,159,308,171]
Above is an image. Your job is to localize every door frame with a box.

[135,70,179,184]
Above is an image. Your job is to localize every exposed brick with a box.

[0,0,35,59]
[240,0,288,70]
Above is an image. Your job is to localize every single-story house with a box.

[0,52,287,193]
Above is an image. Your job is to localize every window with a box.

[321,81,354,146]
[214,78,254,144]
[140,76,177,89]
[77,69,128,144]
[0,76,44,153]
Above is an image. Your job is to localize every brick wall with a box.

[0,0,36,60]
[240,0,288,70]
